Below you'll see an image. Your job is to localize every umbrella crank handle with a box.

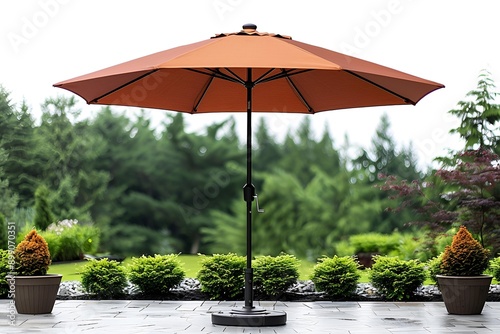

[254,194,264,213]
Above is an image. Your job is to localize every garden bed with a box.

[55,279,500,302]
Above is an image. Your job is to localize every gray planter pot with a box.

[436,274,492,315]
[14,274,62,314]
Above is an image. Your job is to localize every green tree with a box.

[351,114,422,233]
[278,118,341,186]
[0,87,35,207]
[34,96,109,221]
[380,71,500,255]
[33,184,54,230]
[159,114,243,254]
[448,70,500,152]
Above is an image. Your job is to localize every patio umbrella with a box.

[54,24,444,326]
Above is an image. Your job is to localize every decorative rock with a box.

[56,279,500,301]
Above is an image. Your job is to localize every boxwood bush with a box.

[81,259,127,298]
[197,253,245,300]
[349,233,400,254]
[0,249,9,297]
[253,254,300,298]
[310,256,361,298]
[128,254,185,295]
[427,253,443,284]
[490,257,500,282]
[369,255,426,301]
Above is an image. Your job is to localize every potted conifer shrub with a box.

[436,225,491,315]
[13,229,62,314]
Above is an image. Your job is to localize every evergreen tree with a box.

[0,148,18,218]
[0,87,36,206]
[34,96,109,221]
[33,185,54,231]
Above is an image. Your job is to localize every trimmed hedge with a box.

[369,255,426,301]
[311,256,360,298]
[128,254,185,295]
[81,259,127,298]
[197,253,245,300]
[253,254,300,298]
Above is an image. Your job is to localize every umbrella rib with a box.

[282,69,314,113]
[89,69,159,103]
[193,74,215,112]
[344,70,415,105]
[222,68,246,85]
[254,68,278,85]
[187,68,244,85]
[256,69,312,85]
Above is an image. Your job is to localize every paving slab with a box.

[1,300,500,333]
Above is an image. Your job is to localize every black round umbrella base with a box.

[212,308,286,327]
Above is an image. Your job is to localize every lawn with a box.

[48,255,434,284]
[49,255,320,282]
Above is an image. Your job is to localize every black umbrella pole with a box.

[243,68,255,310]
[211,65,286,327]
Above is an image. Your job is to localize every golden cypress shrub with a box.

[14,230,51,276]
[440,226,489,276]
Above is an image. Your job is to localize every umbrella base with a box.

[211,306,286,327]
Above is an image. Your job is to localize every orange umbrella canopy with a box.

[54,24,443,114]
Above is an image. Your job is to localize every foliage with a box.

[17,220,100,262]
[80,259,127,298]
[369,256,426,301]
[349,233,400,254]
[440,225,489,276]
[310,256,361,298]
[0,87,32,208]
[436,149,500,251]
[0,89,446,257]
[14,229,51,276]
[446,70,500,154]
[128,254,185,295]
[379,72,500,255]
[196,253,245,300]
[426,254,443,284]
[253,254,300,298]
[0,213,6,249]
[46,219,100,261]
[490,257,500,282]
[0,249,9,296]
[381,149,500,254]
[33,185,54,231]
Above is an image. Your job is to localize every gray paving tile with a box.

[2,300,500,333]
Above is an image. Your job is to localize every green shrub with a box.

[369,255,426,301]
[253,254,300,298]
[310,256,361,298]
[128,254,185,295]
[197,253,245,300]
[334,240,355,256]
[0,249,9,296]
[81,259,127,298]
[349,233,400,254]
[490,257,500,282]
[33,185,54,231]
[46,220,100,262]
[40,231,61,262]
[427,253,443,284]
[393,234,430,262]
[0,213,6,249]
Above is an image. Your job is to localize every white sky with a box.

[2,0,500,169]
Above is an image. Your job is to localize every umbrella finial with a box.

[242,23,257,32]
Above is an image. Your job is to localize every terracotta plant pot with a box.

[436,274,492,315]
[14,274,62,314]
